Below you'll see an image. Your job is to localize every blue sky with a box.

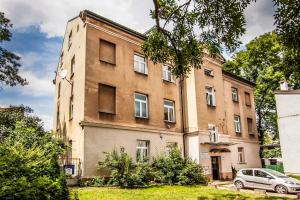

[0,0,275,130]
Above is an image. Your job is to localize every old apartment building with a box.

[54,10,261,179]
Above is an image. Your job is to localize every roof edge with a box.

[222,70,256,87]
[81,10,147,40]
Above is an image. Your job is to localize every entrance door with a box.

[211,156,220,180]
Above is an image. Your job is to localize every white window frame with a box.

[136,140,149,162]
[232,87,238,102]
[134,93,148,118]
[234,115,241,133]
[164,100,175,122]
[208,124,219,143]
[134,54,148,74]
[238,147,245,163]
[162,65,174,82]
[204,68,214,76]
[205,87,216,106]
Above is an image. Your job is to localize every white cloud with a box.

[242,0,275,44]
[0,0,154,37]
[20,70,54,97]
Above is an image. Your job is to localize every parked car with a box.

[234,168,300,194]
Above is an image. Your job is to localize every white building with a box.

[274,86,300,175]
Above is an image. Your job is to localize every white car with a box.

[233,168,300,194]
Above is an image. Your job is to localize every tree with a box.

[0,12,27,88]
[142,0,254,78]
[223,32,299,143]
[274,0,300,53]
[0,105,44,140]
[273,0,300,86]
[0,121,69,199]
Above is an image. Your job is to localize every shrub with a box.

[0,121,69,199]
[98,148,153,188]
[152,146,207,185]
[78,177,105,187]
[98,147,207,188]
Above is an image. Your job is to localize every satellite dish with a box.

[59,69,68,79]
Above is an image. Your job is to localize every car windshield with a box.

[264,169,288,178]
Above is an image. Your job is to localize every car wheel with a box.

[275,185,288,194]
[234,180,244,189]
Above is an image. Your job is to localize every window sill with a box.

[246,104,251,107]
[99,111,116,115]
[162,79,176,84]
[207,104,216,108]
[164,120,176,124]
[233,100,239,103]
[134,70,148,76]
[238,162,247,164]
[135,116,149,120]
[100,60,116,66]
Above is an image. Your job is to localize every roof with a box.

[274,89,300,95]
[222,70,256,87]
[81,10,147,40]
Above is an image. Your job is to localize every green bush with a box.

[152,147,207,185]
[98,148,153,188]
[0,121,69,199]
[78,177,105,187]
[98,146,207,188]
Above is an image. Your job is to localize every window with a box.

[134,93,148,118]
[166,142,177,155]
[71,56,75,76]
[68,31,72,48]
[208,124,219,143]
[162,65,174,82]
[56,106,60,130]
[234,115,241,134]
[164,100,175,122]
[69,97,73,120]
[98,84,116,114]
[242,169,253,176]
[254,170,269,178]
[204,68,214,76]
[245,92,251,106]
[77,24,79,32]
[247,118,254,136]
[232,87,238,102]
[58,82,61,98]
[71,82,74,96]
[99,39,116,64]
[238,147,245,163]
[134,54,147,74]
[60,52,64,67]
[136,140,149,162]
[206,87,216,106]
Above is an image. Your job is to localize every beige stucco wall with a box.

[53,17,87,163]
[83,125,183,177]
[84,17,182,133]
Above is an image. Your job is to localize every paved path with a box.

[209,181,298,199]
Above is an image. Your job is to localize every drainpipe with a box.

[179,76,186,157]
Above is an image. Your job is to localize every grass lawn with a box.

[71,185,290,200]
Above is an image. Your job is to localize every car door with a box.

[253,170,274,190]
[240,169,254,188]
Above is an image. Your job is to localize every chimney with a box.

[280,81,289,91]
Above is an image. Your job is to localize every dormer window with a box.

[204,68,214,77]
